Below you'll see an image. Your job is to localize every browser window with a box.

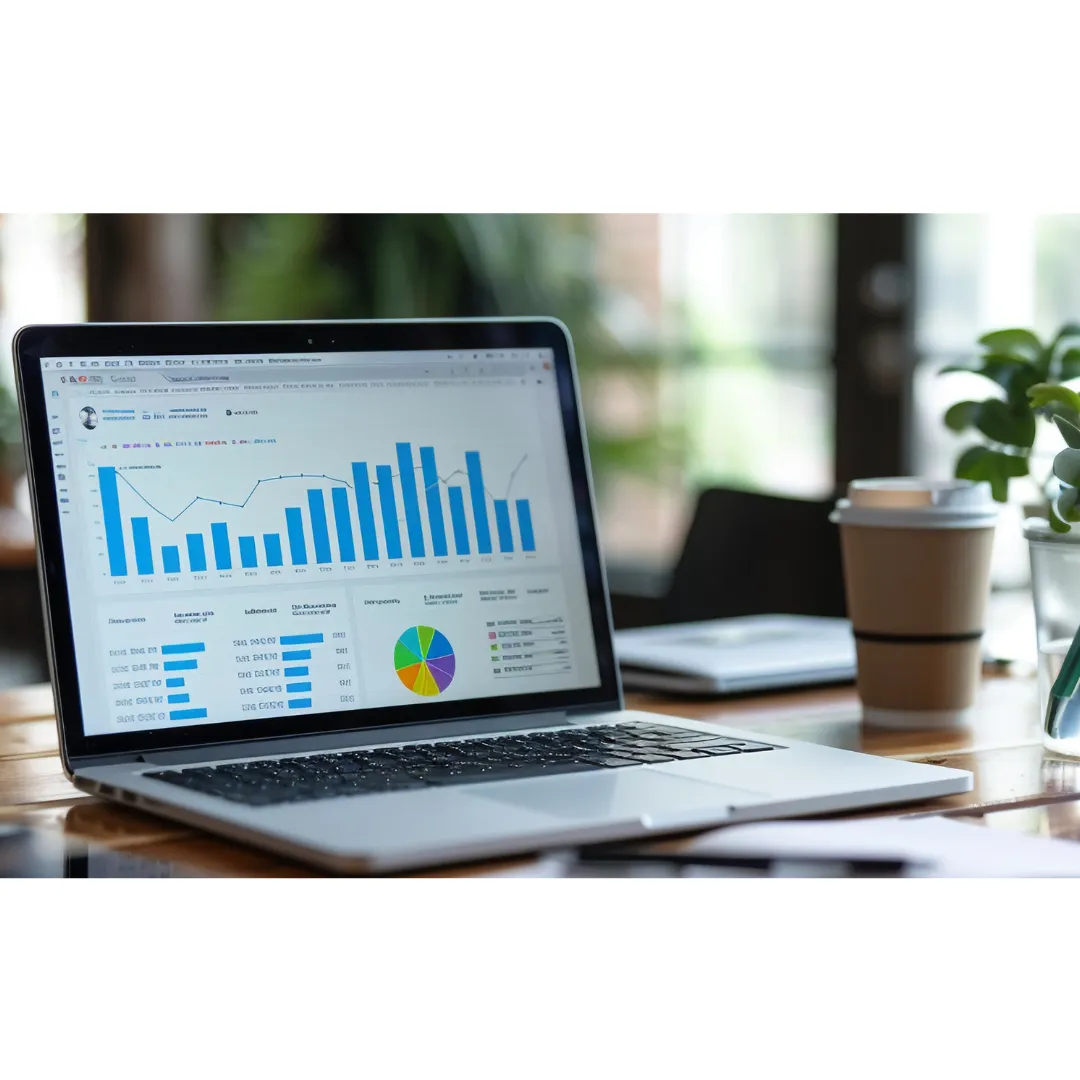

[40,349,600,736]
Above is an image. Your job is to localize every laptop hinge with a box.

[130,709,582,767]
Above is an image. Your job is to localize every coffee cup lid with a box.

[830,478,998,529]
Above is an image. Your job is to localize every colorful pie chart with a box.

[394,625,456,697]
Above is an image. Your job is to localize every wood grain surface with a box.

[2,670,1077,876]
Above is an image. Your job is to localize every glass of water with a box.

[1026,517,1080,755]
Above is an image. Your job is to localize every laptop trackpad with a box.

[469,769,765,826]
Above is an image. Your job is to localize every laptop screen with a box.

[37,344,602,740]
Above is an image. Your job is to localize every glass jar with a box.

[1025,517,1080,755]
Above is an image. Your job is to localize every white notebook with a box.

[614,614,856,695]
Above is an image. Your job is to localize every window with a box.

[912,214,1080,586]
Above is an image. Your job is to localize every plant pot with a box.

[1024,517,1080,755]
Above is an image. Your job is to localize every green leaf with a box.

[978,328,1043,358]
[954,445,1029,503]
[944,401,981,432]
[973,398,1036,448]
[1028,383,1080,413]
[1054,414,1080,449]
[1049,502,1072,533]
[1058,487,1080,522]
[1054,448,1080,487]
[1059,347,1080,382]
[941,356,1039,410]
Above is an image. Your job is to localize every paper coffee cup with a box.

[830,479,997,729]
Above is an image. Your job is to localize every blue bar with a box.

[161,545,181,573]
[130,517,154,575]
[331,487,356,562]
[351,463,380,561]
[167,693,190,704]
[307,489,333,564]
[163,659,198,671]
[238,535,258,568]
[170,707,208,721]
[99,466,128,576]
[448,486,471,555]
[281,649,311,661]
[186,533,207,572]
[211,522,232,570]
[285,507,308,565]
[396,443,426,557]
[165,677,185,688]
[161,642,205,655]
[283,666,309,677]
[263,533,283,567]
[280,633,324,646]
[288,698,312,710]
[376,465,403,559]
[516,499,536,551]
[494,499,514,553]
[465,451,492,554]
[286,681,313,693]
[419,446,448,557]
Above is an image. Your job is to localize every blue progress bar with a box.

[186,533,207,572]
[161,643,205,655]
[98,466,128,576]
[447,485,470,555]
[167,693,190,704]
[280,634,323,646]
[281,649,311,662]
[165,677,185,688]
[283,666,309,677]
[286,682,312,693]
[288,698,312,710]
[169,708,208,721]
[307,489,333,564]
[163,659,198,671]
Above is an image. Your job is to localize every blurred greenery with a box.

[0,382,19,465]
[211,213,682,492]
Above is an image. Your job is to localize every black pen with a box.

[571,849,920,877]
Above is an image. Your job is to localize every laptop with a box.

[13,318,972,873]
[615,615,857,695]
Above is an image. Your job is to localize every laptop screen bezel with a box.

[14,318,622,763]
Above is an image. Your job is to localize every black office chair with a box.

[661,486,847,623]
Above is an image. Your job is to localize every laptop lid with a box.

[14,318,621,765]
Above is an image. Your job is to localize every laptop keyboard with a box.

[144,722,780,807]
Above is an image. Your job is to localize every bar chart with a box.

[98,589,357,733]
[96,441,541,581]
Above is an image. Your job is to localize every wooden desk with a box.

[2,672,1077,876]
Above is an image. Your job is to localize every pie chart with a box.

[394,625,456,697]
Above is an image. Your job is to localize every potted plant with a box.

[941,323,1080,526]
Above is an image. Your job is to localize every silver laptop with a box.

[14,318,971,873]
